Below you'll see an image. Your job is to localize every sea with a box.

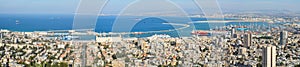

[0,14,270,37]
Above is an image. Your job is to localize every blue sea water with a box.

[0,14,269,37]
[0,14,178,32]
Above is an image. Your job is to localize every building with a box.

[96,36,122,42]
[280,31,288,45]
[0,29,10,39]
[112,60,125,67]
[238,47,247,55]
[232,34,238,38]
[0,33,2,39]
[262,45,276,67]
[231,27,236,38]
[244,33,252,47]
[203,63,223,67]
[0,32,3,45]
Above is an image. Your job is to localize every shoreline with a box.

[190,20,269,23]
[0,22,191,35]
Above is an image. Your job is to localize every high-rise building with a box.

[280,31,288,45]
[262,45,276,67]
[0,33,2,43]
[231,27,236,38]
[244,33,252,47]
[0,33,2,39]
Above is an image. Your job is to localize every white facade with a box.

[96,37,122,42]
[262,45,276,67]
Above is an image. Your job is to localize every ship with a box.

[16,20,20,24]
[191,30,210,36]
[132,32,144,35]
[134,18,142,21]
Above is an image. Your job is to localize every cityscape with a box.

[1,0,300,67]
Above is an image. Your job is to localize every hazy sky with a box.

[0,0,299,14]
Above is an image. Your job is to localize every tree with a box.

[29,56,35,60]
[59,62,68,67]
[257,63,262,67]
[44,62,51,67]
[52,63,59,67]
[258,56,262,62]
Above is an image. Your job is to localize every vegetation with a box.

[20,62,69,67]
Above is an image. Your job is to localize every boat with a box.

[134,18,142,21]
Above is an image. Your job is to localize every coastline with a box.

[190,20,269,23]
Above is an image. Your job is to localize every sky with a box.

[0,0,299,15]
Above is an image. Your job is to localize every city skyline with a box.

[1,0,300,67]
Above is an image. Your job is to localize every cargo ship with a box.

[132,32,144,35]
[191,31,211,36]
